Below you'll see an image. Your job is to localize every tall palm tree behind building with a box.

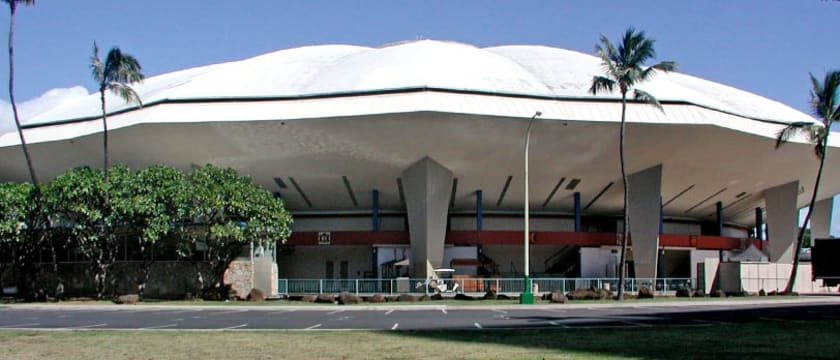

[589,28,675,300]
[4,0,37,185]
[776,70,839,293]
[90,42,144,178]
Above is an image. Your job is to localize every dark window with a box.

[340,261,349,279]
[326,261,334,279]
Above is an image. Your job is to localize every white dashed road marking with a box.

[306,323,322,330]
[223,324,248,330]
[209,310,247,316]
[141,324,177,330]
[474,322,482,329]
[385,309,394,316]
[549,321,570,328]
[73,323,108,329]
[391,323,399,330]
[441,309,448,315]
[327,309,344,315]
[269,310,296,315]
[0,323,40,328]
[622,321,652,327]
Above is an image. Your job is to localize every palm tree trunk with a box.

[7,3,38,185]
[617,93,629,301]
[783,135,828,293]
[100,89,109,176]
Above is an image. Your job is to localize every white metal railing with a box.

[276,277,691,296]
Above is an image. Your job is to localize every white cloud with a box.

[0,86,90,136]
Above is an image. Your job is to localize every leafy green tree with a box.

[41,165,135,299]
[0,181,37,295]
[589,28,675,300]
[125,165,189,293]
[776,70,839,293]
[90,43,144,176]
[180,165,292,299]
[4,0,38,186]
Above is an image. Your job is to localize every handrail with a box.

[277,277,692,296]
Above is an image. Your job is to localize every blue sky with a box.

[1,1,839,233]
[1,0,838,113]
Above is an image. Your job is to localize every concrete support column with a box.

[402,157,454,279]
[574,192,582,232]
[476,190,483,231]
[765,181,799,263]
[372,190,380,231]
[628,164,662,279]
[755,207,764,240]
[811,197,834,240]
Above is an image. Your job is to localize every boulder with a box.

[300,294,318,302]
[637,287,654,299]
[484,290,498,300]
[367,294,387,303]
[594,288,613,300]
[398,293,420,302]
[430,293,443,301]
[497,294,512,300]
[710,289,726,298]
[550,290,567,304]
[454,293,475,301]
[338,291,361,305]
[247,288,266,302]
[315,293,336,304]
[759,289,767,296]
[567,288,598,300]
[113,294,139,305]
[693,289,707,298]
[675,287,693,298]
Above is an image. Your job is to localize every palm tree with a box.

[90,42,144,176]
[5,0,37,185]
[589,28,675,300]
[776,70,839,294]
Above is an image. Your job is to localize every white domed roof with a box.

[25,39,812,125]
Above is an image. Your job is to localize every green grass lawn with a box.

[2,320,838,359]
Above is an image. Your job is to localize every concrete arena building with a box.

[1,40,838,284]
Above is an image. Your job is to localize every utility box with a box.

[396,277,410,293]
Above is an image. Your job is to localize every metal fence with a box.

[277,277,691,296]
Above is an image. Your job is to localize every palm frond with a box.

[90,42,104,85]
[652,61,677,72]
[625,34,656,67]
[107,82,142,106]
[590,76,615,95]
[633,88,662,111]
[810,71,840,123]
[93,46,144,106]
[596,35,621,79]
[3,0,35,11]
[638,60,676,83]
[775,122,815,149]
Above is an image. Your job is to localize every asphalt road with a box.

[2,297,840,331]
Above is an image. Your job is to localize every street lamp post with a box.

[520,111,541,304]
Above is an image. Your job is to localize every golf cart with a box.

[418,268,461,294]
